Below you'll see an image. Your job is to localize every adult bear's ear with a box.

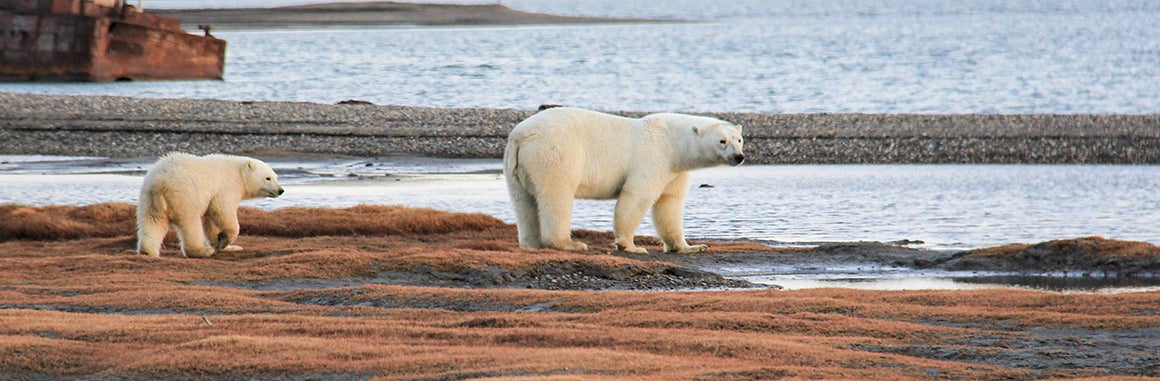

[692,125,702,135]
[736,124,743,133]
[245,160,256,173]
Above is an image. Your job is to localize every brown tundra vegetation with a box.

[0,203,1157,380]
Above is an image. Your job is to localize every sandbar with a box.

[151,1,666,29]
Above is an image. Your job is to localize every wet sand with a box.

[2,92,1159,164]
[151,1,664,29]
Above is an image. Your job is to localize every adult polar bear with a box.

[137,153,284,258]
[504,107,745,253]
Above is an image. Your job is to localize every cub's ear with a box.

[692,125,702,135]
[736,124,743,133]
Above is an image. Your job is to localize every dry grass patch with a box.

[0,203,508,243]
[238,205,506,237]
[0,307,1000,379]
[0,203,136,241]
[0,204,1157,379]
[2,286,1157,379]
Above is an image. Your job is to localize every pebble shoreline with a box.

[2,92,1158,164]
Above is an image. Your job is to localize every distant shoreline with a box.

[1,92,1159,163]
[150,1,669,29]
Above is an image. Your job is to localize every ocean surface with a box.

[1,0,1157,113]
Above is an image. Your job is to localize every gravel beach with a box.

[2,92,1159,163]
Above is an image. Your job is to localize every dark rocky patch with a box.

[197,260,754,293]
[942,236,1160,275]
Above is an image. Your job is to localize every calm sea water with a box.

[4,155,1159,251]
[1,0,1156,113]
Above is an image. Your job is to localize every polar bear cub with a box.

[503,107,745,253]
[136,152,284,258]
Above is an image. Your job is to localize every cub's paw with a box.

[182,246,216,258]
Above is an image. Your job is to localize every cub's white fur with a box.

[137,152,284,258]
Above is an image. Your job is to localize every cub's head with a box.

[243,158,285,199]
[694,122,745,167]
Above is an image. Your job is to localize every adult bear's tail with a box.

[503,136,523,190]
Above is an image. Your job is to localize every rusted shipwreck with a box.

[1,0,225,82]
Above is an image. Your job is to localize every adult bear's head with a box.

[694,122,746,167]
[243,158,285,199]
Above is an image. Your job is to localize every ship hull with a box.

[1,0,225,82]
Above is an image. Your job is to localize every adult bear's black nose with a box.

[731,154,745,166]
[277,188,285,196]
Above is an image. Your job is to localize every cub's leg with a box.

[173,214,215,258]
[136,215,169,257]
[205,202,242,252]
[203,214,223,251]
[136,192,169,257]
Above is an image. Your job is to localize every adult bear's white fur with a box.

[503,107,745,253]
[136,152,284,258]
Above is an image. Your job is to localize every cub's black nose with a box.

[278,188,285,195]
[732,154,745,165]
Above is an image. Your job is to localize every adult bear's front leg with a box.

[652,173,706,253]
[612,183,663,254]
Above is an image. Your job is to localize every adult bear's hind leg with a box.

[507,176,543,248]
[535,190,588,251]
